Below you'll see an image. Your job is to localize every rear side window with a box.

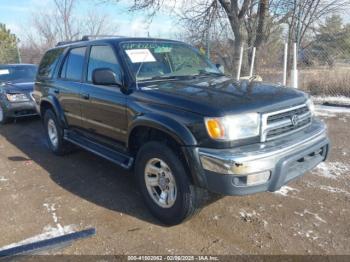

[87,45,121,82]
[38,48,63,79]
[60,47,86,81]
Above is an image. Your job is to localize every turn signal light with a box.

[205,119,224,139]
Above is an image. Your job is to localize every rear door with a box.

[55,46,87,130]
[80,44,127,146]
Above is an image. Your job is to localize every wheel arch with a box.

[128,114,198,184]
[40,96,67,128]
[127,114,197,150]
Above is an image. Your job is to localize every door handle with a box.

[53,88,60,94]
[81,93,90,100]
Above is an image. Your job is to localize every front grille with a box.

[261,104,312,142]
[267,106,309,124]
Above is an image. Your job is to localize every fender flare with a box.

[40,96,68,128]
[127,113,197,148]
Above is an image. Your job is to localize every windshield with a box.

[0,65,38,83]
[121,41,223,81]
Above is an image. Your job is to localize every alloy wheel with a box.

[47,119,58,148]
[144,158,177,208]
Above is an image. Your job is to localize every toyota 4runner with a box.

[34,36,330,225]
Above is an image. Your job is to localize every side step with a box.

[64,131,134,169]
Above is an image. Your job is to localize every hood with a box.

[0,82,35,94]
[136,76,308,117]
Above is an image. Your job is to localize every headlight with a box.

[306,98,315,115]
[6,93,30,102]
[205,113,260,140]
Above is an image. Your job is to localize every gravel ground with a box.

[0,107,349,255]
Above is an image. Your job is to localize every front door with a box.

[80,45,128,147]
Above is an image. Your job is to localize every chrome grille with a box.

[261,104,312,142]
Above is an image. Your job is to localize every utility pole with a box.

[16,43,22,64]
[205,27,210,60]
[295,0,302,49]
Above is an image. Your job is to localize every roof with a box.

[54,36,184,49]
[0,64,37,67]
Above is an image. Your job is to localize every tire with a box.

[0,104,9,125]
[43,109,71,155]
[135,141,203,225]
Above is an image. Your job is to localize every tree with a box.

[273,0,350,72]
[28,0,117,49]
[0,24,20,64]
[109,0,349,76]
[22,0,118,64]
[111,0,257,75]
[311,14,350,66]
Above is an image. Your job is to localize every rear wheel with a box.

[43,109,72,155]
[135,141,203,225]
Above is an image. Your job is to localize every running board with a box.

[64,131,134,169]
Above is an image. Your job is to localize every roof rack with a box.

[56,40,83,46]
[56,35,127,47]
[81,35,127,41]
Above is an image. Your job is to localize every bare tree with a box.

[53,0,77,40]
[270,0,350,73]
[28,0,117,47]
[23,0,118,63]
[111,0,256,74]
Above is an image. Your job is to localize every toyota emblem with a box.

[291,115,299,126]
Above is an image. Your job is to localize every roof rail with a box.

[81,35,127,41]
[56,40,83,47]
[56,35,128,47]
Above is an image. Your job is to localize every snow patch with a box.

[296,230,319,241]
[312,162,349,179]
[274,186,299,197]
[212,215,221,220]
[0,224,77,251]
[44,203,59,224]
[315,105,350,115]
[239,209,258,222]
[0,176,8,182]
[312,96,350,107]
[319,185,350,196]
[294,209,327,224]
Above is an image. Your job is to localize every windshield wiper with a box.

[196,71,225,77]
[145,75,196,81]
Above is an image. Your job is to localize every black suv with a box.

[34,37,329,225]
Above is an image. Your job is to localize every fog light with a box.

[246,171,271,186]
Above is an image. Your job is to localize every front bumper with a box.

[197,119,329,195]
[2,100,38,118]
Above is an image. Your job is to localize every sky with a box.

[0,0,180,44]
[1,0,349,45]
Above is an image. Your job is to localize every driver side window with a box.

[87,45,122,83]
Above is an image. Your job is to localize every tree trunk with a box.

[228,17,243,77]
[255,0,268,50]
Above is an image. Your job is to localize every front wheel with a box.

[0,104,9,125]
[135,141,203,225]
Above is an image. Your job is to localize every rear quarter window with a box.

[38,48,64,79]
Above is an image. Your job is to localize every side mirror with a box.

[92,68,122,86]
[216,64,225,73]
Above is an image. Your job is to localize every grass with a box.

[299,67,350,97]
[256,66,350,97]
